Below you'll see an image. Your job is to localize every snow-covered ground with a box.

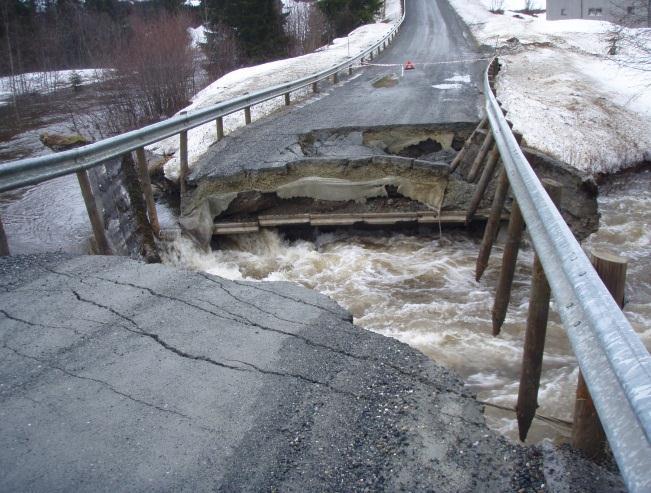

[447,0,651,173]
[0,69,107,107]
[151,0,402,180]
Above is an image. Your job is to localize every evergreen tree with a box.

[85,0,121,18]
[317,0,382,36]
[206,0,288,62]
[155,0,185,13]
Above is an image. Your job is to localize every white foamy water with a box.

[163,170,651,444]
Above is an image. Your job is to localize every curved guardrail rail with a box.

[484,61,651,492]
[0,10,405,193]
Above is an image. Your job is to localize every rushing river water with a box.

[162,169,651,444]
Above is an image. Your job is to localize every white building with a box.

[546,0,649,25]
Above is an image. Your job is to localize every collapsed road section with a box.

[180,123,599,248]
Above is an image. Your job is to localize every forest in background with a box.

[1,0,384,132]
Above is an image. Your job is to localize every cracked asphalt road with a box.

[0,253,550,491]
[189,0,488,182]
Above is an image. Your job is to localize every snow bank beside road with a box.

[151,0,402,181]
[448,0,651,173]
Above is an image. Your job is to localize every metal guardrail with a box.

[484,61,651,492]
[0,11,405,194]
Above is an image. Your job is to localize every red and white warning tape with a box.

[360,56,493,68]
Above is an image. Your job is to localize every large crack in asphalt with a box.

[69,288,360,399]
[2,343,196,422]
[0,309,82,336]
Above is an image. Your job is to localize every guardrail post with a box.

[516,179,562,442]
[76,169,112,255]
[179,130,188,196]
[476,166,509,281]
[244,106,252,125]
[0,215,10,256]
[465,143,500,225]
[491,195,525,335]
[284,93,290,106]
[571,250,627,459]
[468,129,494,182]
[349,65,353,75]
[135,147,160,237]
[312,82,319,93]
[450,117,488,172]
[369,51,374,61]
[216,116,224,141]
[333,72,338,84]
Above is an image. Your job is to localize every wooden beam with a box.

[76,169,112,255]
[0,214,10,256]
[467,129,494,182]
[491,198,525,336]
[450,118,488,173]
[476,166,509,281]
[465,144,500,225]
[216,117,224,141]
[213,210,506,235]
[135,147,160,237]
[516,179,562,442]
[179,130,188,196]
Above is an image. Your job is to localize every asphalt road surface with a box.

[189,0,489,182]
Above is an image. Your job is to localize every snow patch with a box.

[445,74,471,83]
[447,0,651,173]
[432,83,463,90]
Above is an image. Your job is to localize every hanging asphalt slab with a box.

[189,0,490,183]
[0,253,558,491]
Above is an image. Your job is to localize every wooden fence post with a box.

[491,197,525,335]
[572,250,627,459]
[135,147,160,237]
[0,215,10,256]
[76,169,112,255]
[467,129,494,182]
[516,179,562,441]
[475,166,509,281]
[179,130,188,196]
[450,118,488,172]
[465,144,501,225]
[216,116,224,141]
